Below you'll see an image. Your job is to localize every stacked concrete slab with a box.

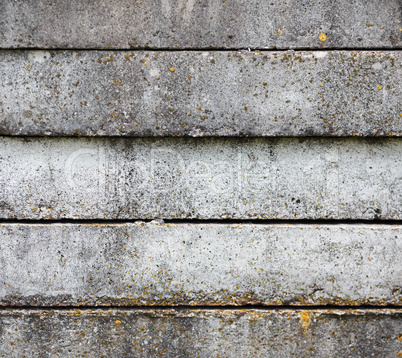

[0,1,401,356]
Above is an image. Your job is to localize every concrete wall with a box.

[0,1,401,357]
[0,223,401,307]
[1,50,402,137]
[1,1,401,49]
[1,137,402,220]
[1,309,402,357]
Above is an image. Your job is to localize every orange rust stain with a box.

[319,33,327,42]
[300,311,311,331]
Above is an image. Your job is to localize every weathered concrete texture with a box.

[1,50,402,137]
[0,223,401,307]
[0,309,401,357]
[1,137,402,220]
[1,0,402,49]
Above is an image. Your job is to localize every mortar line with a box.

[0,304,400,311]
[0,134,400,139]
[0,218,401,225]
[2,47,402,52]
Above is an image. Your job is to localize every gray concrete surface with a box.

[1,50,402,137]
[1,0,402,50]
[2,1,402,356]
[0,309,401,357]
[0,223,401,306]
[1,137,402,220]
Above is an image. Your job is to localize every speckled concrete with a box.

[0,223,401,307]
[1,50,402,137]
[1,0,402,49]
[2,1,402,354]
[0,309,401,357]
[1,137,402,220]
